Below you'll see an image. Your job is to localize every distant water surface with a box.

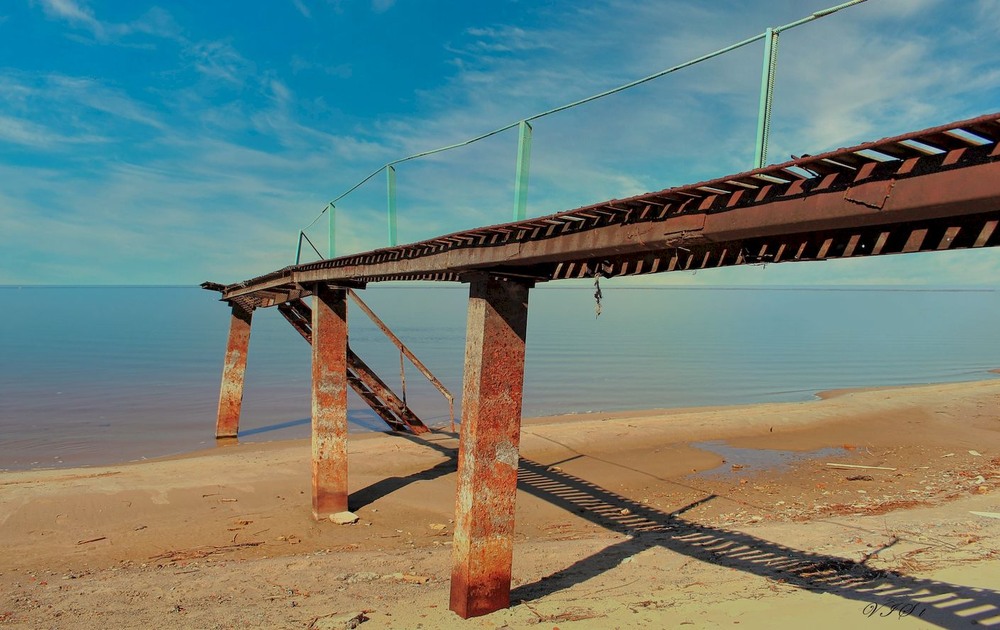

[1,285,998,470]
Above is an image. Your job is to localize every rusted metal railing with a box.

[293,0,870,263]
[348,289,456,432]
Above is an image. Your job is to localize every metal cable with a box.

[296,0,870,237]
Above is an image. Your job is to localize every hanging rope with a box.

[593,271,603,318]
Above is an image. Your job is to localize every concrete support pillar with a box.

[216,302,253,439]
[311,284,350,520]
[450,274,532,619]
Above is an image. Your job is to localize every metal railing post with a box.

[387,165,398,246]
[292,0,867,261]
[295,231,304,265]
[327,204,336,258]
[513,120,533,221]
[754,27,779,168]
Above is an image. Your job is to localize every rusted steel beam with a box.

[347,349,429,434]
[212,112,1000,298]
[215,302,253,439]
[282,157,1000,285]
[277,297,434,434]
[311,284,349,520]
[450,274,532,619]
[347,289,455,427]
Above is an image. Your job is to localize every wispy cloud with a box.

[371,0,395,14]
[291,0,311,19]
[290,55,352,78]
[34,0,177,43]
[0,71,164,150]
[37,0,104,35]
[6,0,1000,285]
[460,26,555,54]
[186,40,255,85]
[0,113,106,147]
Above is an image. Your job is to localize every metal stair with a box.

[277,299,429,434]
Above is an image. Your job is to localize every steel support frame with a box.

[513,120,533,221]
[216,302,253,439]
[273,158,1000,288]
[311,284,350,520]
[450,274,532,619]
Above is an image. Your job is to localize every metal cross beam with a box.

[211,112,1000,306]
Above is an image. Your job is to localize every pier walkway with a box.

[204,111,1000,617]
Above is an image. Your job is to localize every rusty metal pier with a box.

[204,112,1000,618]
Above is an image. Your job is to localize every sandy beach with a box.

[2,377,999,628]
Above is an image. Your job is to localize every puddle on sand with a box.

[692,440,847,479]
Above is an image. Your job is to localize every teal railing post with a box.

[327,203,336,258]
[513,120,533,221]
[386,166,398,246]
[295,231,304,265]
[754,27,779,169]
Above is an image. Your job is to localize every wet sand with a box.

[2,378,999,628]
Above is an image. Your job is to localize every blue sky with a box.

[1,0,998,286]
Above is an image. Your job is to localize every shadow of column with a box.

[511,458,1000,628]
[361,432,1000,627]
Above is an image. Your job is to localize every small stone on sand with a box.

[330,512,359,525]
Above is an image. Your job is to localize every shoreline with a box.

[6,371,1000,474]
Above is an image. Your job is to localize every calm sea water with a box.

[1,285,998,470]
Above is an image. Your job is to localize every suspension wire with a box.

[297,0,869,233]
[300,231,324,260]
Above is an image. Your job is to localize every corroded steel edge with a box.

[209,112,1000,304]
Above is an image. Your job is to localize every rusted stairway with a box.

[278,299,429,434]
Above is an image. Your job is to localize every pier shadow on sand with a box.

[234,411,391,439]
[360,432,1000,628]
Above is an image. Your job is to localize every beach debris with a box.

[969,450,983,457]
[335,572,379,584]
[825,463,896,471]
[401,574,430,584]
[970,511,1000,519]
[330,511,359,525]
[942,453,955,458]
[846,475,874,481]
[619,508,631,516]
[149,541,263,563]
[547,465,562,473]
[429,523,447,531]
[76,536,106,545]
[307,611,371,630]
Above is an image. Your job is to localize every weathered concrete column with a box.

[216,302,253,439]
[311,284,350,520]
[450,274,532,619]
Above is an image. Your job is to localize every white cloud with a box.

[34,0,172,43]
[7,0,1000,286]
[0,114,105,147]
[460,26,555,54]
[38,0,103,35]
[187,40,255,85]
[292,0,312,19]
[290,55,352,78]
[371,0,395,13]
